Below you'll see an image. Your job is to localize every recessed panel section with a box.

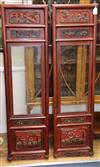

[56,9,93,24]
[15,129,43,151]
[57,27,93,39]
[58,44,89,113]
[12,119,43,126]
[7,28,44,40]
[59,126,89,148]
[59,116,90,124]
[6,9,44,25]
[10,44,44,115]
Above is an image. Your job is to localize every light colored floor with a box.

[0,140,100,167]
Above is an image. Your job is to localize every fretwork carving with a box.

[8,10,41,24]
[15,130,42,150]
[57,10,90,23]
[61,127,86,146]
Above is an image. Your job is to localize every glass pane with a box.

[11,45,42,115]
[60,46,76,97]
[95,46,100,95]
[97,2,100,20]
[60,45,89,113]
[0,17,2,48]
[56,0,79,3]
[84,47,89,96]
[32,0,79,4]
[3,0,24,4]
[97,23,100,44]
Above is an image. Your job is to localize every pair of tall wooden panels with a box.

[2,3,97,161]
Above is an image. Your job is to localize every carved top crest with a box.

[57,10,91,24]
[7,10,43,24]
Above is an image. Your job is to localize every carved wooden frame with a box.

[52,3,97,157]
[2,4,49,161]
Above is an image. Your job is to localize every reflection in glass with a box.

[11,46,42,115]
[60,46,77,97]
[32,0,79,3]
[0,18,2,48]
[84,46,89,96]
[60,45,89,113]
[97,24,100,44]
[98,2,100,20]
[95,46,100,95]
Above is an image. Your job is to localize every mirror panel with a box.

[11,45,43,115]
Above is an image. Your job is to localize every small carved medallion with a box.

[57,10,90,24]
[15,130,42,150]
[61,127,86,147]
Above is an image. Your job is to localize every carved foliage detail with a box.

[61,117,85,124]
[57,10,90,23]
[15,130,42,150]
[8,10,41,24]
[61,127,86,146]
[60,29,90,38]
[10,29,41,39]
[15,119,42,126]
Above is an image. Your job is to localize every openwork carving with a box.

[60,29,90,38]
[15,119,42,126]
[8,10,41,24]
[61,127,86,146]
[15,130,42,150]
[57,10,90,23]
[61,117,85,124]
[9,29,42,39]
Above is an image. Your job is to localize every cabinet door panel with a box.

[53,3,97,157]
[57,43,90,113]
[58,126,90,148]
[2,5,49,161]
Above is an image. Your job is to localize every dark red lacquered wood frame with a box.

[52,3,97,157]
[2,4,49,161]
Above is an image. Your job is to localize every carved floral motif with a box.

[61,127,86,146]
[9,29,41,39]
[57,10,90,23]
[14,119,42,126]
[15,130,42,150]
[8,10,41,24]
[60,29,90,38]
[61,117,85,124]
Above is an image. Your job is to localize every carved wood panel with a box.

[57,27,93,39]
[56,9,93,24]
[6,9,44,25]
[15,130,43,151]
[60,126,88,147]
[2,4,49,161]
[7,28,44,40]
[53,3,97,157]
